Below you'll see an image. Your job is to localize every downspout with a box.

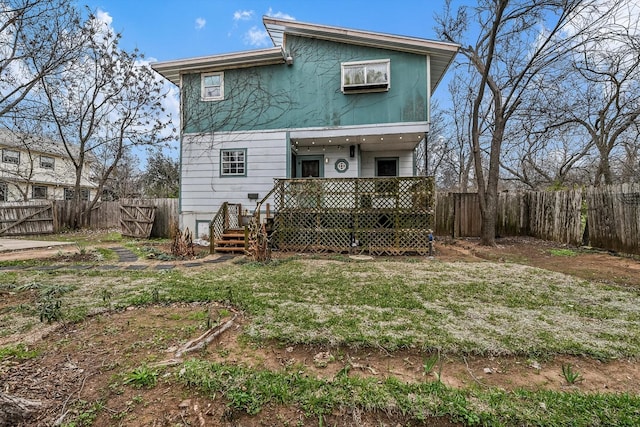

[425,54,431,176]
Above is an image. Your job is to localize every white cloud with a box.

[265,7,295,20]
[195,17,206,30]
[233,10,254,21]
[244,26,270,46]
[95,9,113,26]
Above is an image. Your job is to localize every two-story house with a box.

[0,130,98,202]
[152,17,458,253]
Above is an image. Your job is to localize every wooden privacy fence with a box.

[435,192,529,239]
[586,183,640,255]
[436,185,640,253]
[527,189,583,245]
[0,202,54,236]
[1,198,178,238]
[436,190,582,245]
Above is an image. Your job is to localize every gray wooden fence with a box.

[435,192,529,239]
[436,190,582,244]
[1,198,178,238]
[0,201,55,236]
[527,189,583,245]
[585,183,640,255]
[436,185,639,254]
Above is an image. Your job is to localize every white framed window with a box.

[220,149,246,177]
[40,155,55,170]
[202,72,224,101]
[2,149,19,165]
[32,185,47,199]
[341,59,390,93]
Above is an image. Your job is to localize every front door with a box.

[296,155,324,178]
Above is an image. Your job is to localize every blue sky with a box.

[82,1,449,62]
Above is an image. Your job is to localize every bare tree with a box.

[140,148,179,198]
[436,0,619,245]
[0,0,86,120]
[39,15,175,228]
[99,148,140,200]
[543,18,640,186]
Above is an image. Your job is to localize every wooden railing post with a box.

[210,223,215,254]
[223,203,229,230]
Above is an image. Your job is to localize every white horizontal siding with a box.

[321,146,358,178]
[180,131,287,230]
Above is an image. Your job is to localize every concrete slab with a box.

[0,238,74,252]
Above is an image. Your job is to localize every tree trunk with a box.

[0,392,41,427]
[481,190,498,245]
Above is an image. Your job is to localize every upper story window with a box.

[341,59,390,93]
[40,155,55,170]
[202,72,224,101]
[2,148,19,165]
[220,149,246,177]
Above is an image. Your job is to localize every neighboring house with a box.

[0,130,98,202]
[152,17,458,238]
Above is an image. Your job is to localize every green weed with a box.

[123,365,159,389]
[562,364,583,385]
[549,248,578,257]
[37,295,63,323]
[0,343,39,361]
[60,399,104,427]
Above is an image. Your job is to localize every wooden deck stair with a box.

[214,228,247,253]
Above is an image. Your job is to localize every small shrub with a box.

[38,295,63,323]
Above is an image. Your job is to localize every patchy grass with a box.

[4,251,640,426]
[0,343,40,361]
[549,248,578,257]
[178,359,640,426]
[5,259,640,359]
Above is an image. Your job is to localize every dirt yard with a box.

[1,237,639,426]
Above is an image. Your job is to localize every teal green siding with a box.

[183,36,427,133]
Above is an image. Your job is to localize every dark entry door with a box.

[296,155,324,177]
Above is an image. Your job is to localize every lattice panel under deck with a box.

[271,177,435,256]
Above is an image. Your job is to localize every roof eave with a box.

[263,16,460,57]
[151,47,286,85]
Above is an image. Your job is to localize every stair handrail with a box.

[246,179,284,260]
[209,202,228,254]
[251,178,283,223]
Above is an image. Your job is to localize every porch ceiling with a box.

[290,132,424,152]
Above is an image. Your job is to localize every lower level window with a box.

[0,183,7,201]
[32,185,47,199]
[64,187,90,201]
[221,149,246,176]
